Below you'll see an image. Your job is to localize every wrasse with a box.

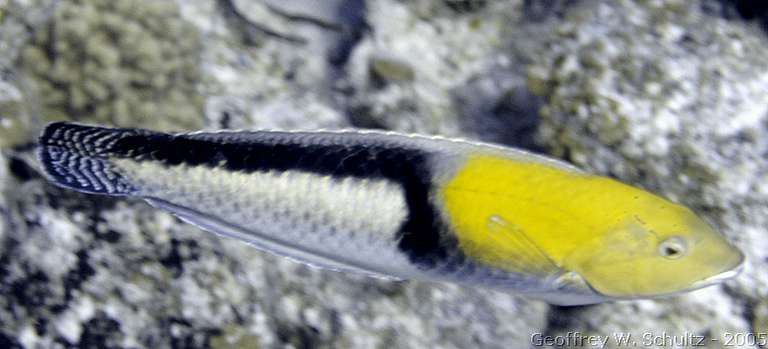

[37,122,744,305]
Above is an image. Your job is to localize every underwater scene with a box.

[0,0,767,348]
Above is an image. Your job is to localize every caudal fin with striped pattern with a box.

[37,122,139,196]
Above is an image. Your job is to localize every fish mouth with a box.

[689,250,745,291]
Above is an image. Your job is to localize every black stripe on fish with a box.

[38,122,464,270]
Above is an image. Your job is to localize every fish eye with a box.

[658,236,687,259]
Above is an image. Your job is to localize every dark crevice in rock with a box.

[264,4,344,32]
[163,316,220,349]
[161,239,185,278]
[540,305,593,338]
[523,0,582,22]
[703,0,768,30]
[33,316,47,336]
[160,238,201,278]
[62,249,96,303]
[78,312,125,349]
[0,235,18,298]
[54,336,75,349]
[276,322,323,349]
[485,88,545,152]
[43,185,121,216]
[454,78,546,153]
[346,105,388,130]
[7,155,38,181]
[50,303,68,315]
[98,229,122,243]
[328,309,342,337]
[444,0,488,13]
[216,0,308,45]
[10,269,50,312]
[328,0,367,68]
[0,331,23,349]
[733,1,768,22]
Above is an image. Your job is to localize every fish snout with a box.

[689,248,745,290]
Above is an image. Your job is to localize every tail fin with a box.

[37,122,139,196]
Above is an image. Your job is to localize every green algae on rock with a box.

[210,324,263,349]
[369,57,415,85]
[0,81,30,149]
[526,0,768,190]
[20,0,204,131]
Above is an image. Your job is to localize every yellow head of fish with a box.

[560,179,745,299]
[442,155,745,303]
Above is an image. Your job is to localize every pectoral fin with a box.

[482,215,563,276]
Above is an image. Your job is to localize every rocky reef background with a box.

[0,0,767,348]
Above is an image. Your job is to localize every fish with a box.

[36,121,745,305]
